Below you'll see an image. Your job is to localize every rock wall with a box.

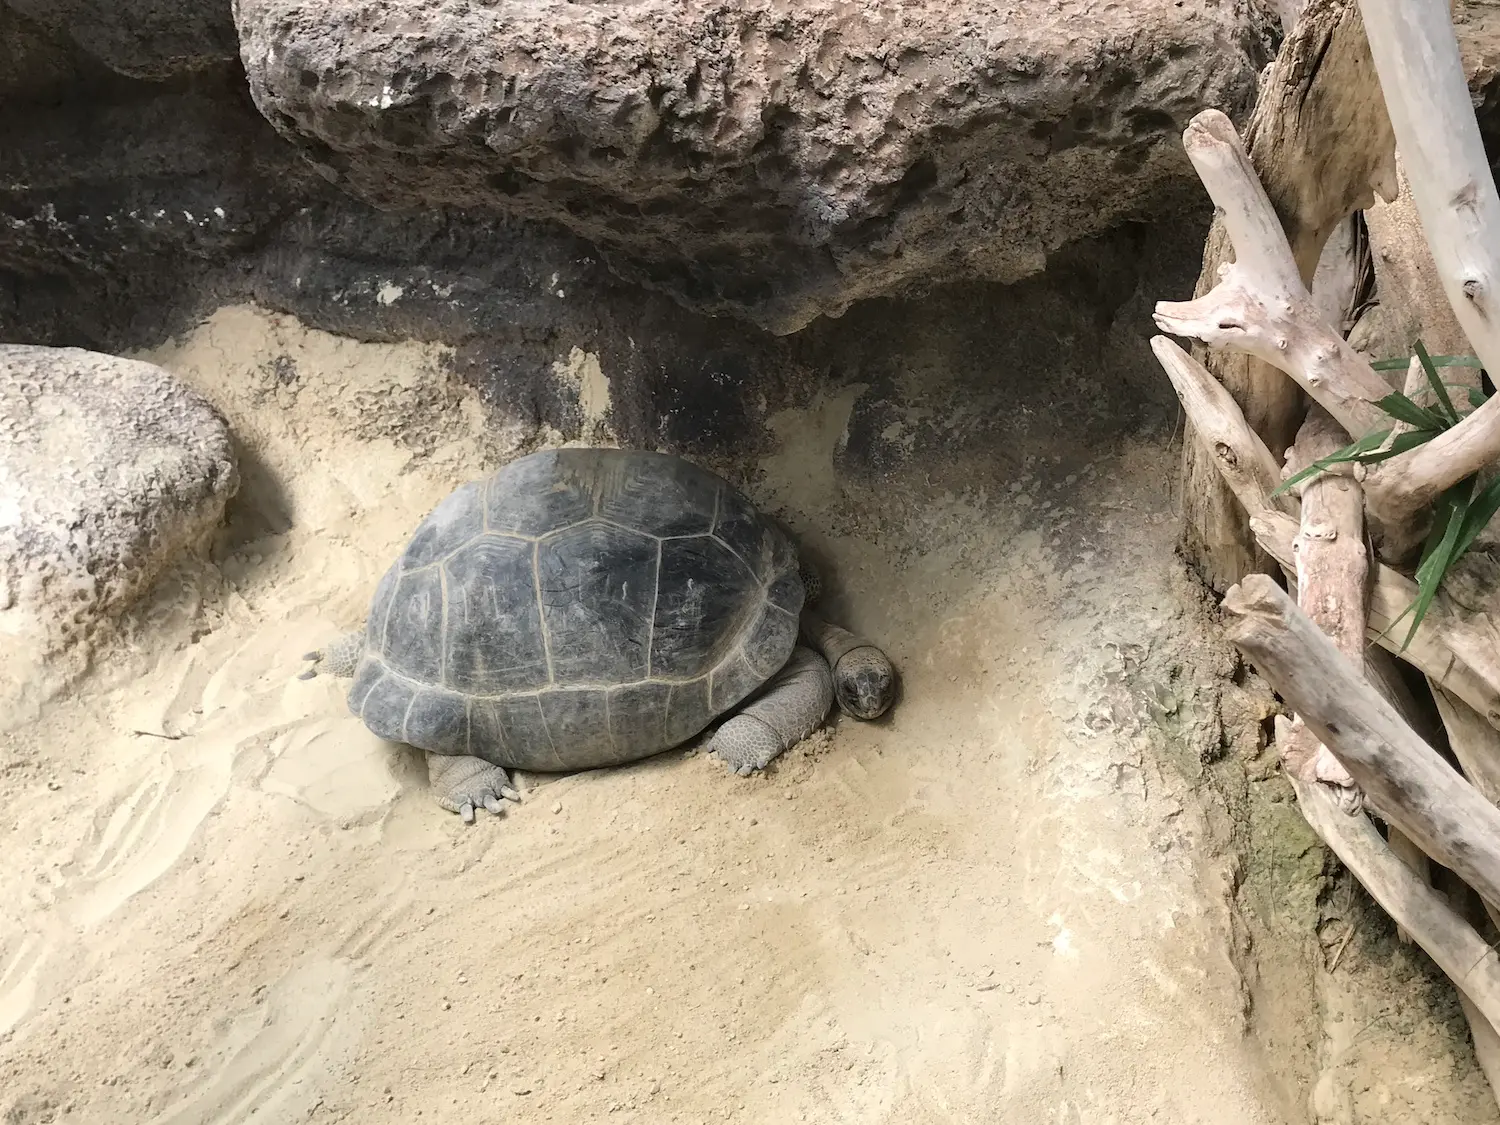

[0,0,1261,460]
[0,0,1283,355]
[236,0,1277,332]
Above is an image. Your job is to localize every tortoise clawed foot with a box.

[711,715,787,777]
[428,753,520,825]
[459,791,511,824]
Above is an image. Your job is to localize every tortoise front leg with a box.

[426,753,522,824]
[711,646,833,775]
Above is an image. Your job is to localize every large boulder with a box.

[235,0,1276,333]
[0,346,238,654]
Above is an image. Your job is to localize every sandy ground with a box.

[1,304,1307,1122]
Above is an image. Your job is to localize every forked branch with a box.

[1157,108,1500,545]
[1149,334,1500,729]
[1153,111,1392,439]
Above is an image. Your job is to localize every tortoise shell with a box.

[347,448,803,771]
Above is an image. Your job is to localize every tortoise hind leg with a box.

[298,630,366,680]
[426,753,522,824]
[711,646,833,776]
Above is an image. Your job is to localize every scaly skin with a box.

[426,752,522,824]
[708,537,897,776]
[298,630,366,680]
[801,611,897,720]
[710,646,833,775]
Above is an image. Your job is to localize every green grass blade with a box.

[1270,429,1391,497]
[1414,340,1462,426]
[1356,429,1441,464]
[1453,474,1500,561]
[1377,392,1451,432]
[1471,386,1492,410]
[1402,482,1473,648]
[1371,354,1484,371]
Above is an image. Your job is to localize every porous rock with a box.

[0,346,238,648]
[235,0,1277,333]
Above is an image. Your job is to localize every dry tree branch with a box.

[1366,407,1500,551]
[1351,0,1500,584]
[1363,648,1436,942]
[1222,574,1500,906]
[1251,509,1500,729]
[1159,107,1500,555]
[1152,338,1363,798]
[1434,687,1500,809]
[1356,0,1500,377]
[1287,765,1500,1034]
[1151,337,1294,519]
[1149,334,1500,728]
[1154,111,1393,441]
[1177,0,1394,591]
[1278,407,1366,801]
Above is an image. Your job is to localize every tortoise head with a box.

[833,646,897,721]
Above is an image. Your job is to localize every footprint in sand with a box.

[147,958,363,1125]
[63,742,234,929]
[65,618,396,929]
[144,890,403,1124]
[0,928,49,1036]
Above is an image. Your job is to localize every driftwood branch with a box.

[1433,687,1500,820]
[1366,401,1500,549]
[1364,647,1435,941]
[1222,574,1500,907]
[1158,104,1500,562]
[1279,407,1365,799]
[1286,409,1368,659]
[1361,153,1468,361]
[1155,111,1393,441]
[1176,0,1394,591]
[1329,0,1500,543]
[1151,337,1293,519]
[1149,328,1500,730]
[1254,507,1500,731]
[1356,0,1500,379]
[1287,769,1500,1035]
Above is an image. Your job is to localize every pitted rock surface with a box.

[0,346,238,646]
[235,0,1276,333]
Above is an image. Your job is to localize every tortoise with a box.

[301,447,896,821]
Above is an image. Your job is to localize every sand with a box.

[1,304,1304,1122]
